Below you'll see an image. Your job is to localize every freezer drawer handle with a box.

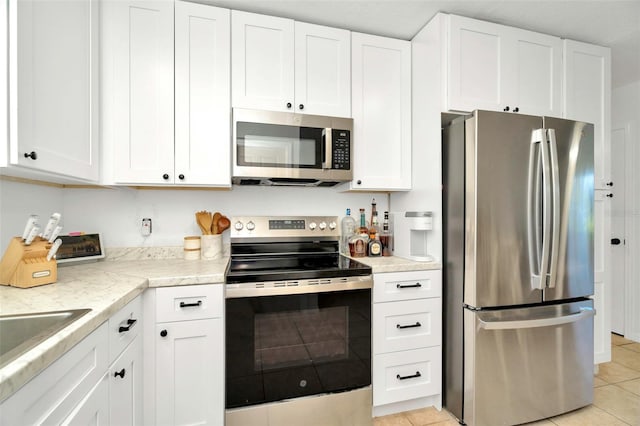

[478,307,595,331]
[397,322,421,329]
[397,371,421,380]
[179,300,202,308]
[397,283,421,289]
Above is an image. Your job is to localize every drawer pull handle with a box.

[118,318,137,333]
[114,368,126,379]
[397,283,421,289]
[179,300,202,308]
[397,371,421,381]
[397,321,421,329]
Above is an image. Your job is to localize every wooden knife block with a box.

[0,237,58,288]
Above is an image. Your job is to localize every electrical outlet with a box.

[141,218,152,236]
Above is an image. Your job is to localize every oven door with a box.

[225,286,371,409]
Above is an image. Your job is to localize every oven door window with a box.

[225,289,371,408]
[236,122,324,169]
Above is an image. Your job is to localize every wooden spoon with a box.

[196,211,213,235]
[217,216,231,234]
[212,212,222,234]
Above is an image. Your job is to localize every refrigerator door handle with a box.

[546,129,561,288]
[528,129,551,290]
[477,307,595,330]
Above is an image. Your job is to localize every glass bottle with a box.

[380,211,393,256]
[340,208,357,256]
[349,208,369,257]
[368,210,382,256]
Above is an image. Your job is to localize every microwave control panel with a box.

[332,130,350,170]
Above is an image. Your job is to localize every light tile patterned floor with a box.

[374,334,640,426]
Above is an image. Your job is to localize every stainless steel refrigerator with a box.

[442,110,595,426]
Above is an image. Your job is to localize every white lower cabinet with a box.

[372,270,442,416]
[0,295,144,426]
[147,284,225,426]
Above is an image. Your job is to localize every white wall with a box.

[61,185,386,248]
[612,80,640,342]
[0,179,64,253]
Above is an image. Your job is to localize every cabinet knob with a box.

[299,104,304,110]
[606,193,613,198]
[611,238,621,245]
[606,182,614,186]
[23,151,37,160]
[162,173,170,180]
[286,102,292,109]
[356,180,362,185]
[114,368,126,379]
[160,329,168,337]
[503,106,510,112]
[513,107,519,113]
[178,174,185,180]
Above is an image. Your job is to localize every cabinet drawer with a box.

[156,284,223,322]
[373,270,441,303]
[373,298,441,354]
[108,295,142,363]
[373,347,441,407]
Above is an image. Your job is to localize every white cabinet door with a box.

[62,374,110,426]
[446,14,561,116]
[447,14,506,113]
[175,1,231,187]
[10,0,98,181]
[110,335,143,426]
[350,33,411,191]
[294,22,350,117]
[508,27,562,116]
[594,190,612,364]
[563,40,611,189]
[232,11,294,112]
[155,319,224,426]
[103,0,174,184]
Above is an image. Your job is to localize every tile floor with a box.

[374,334,640,426]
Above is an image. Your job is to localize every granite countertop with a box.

[0,255,229,402]
[0,251,437,402]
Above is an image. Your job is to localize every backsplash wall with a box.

[27,184,384,249]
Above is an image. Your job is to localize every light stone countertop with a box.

[0,252,435,402]
[0,256,229,402]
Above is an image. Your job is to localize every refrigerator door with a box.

[465,111,544,308]
[463,300,594,426]
[542,117,594,301]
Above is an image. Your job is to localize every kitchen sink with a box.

[0,309,91,369]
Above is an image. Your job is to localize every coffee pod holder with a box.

[0,237,58,288]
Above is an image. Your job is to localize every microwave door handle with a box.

[322,128,332,170]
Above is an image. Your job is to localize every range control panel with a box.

[230,216,339,239]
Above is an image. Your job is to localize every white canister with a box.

[201,235,222,259]
[184,236,201,250]
[183,248,201,260]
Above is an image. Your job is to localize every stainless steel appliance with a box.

[442,110,595,426]
[225,216,373,426]
[232,109,353,186]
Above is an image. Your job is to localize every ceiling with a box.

[203,0,640,89]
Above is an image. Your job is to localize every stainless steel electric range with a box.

[225,216,373,426]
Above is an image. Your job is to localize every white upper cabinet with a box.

[102,0,231,186]
[102,0,175,185]
[563,39,611,189]
[7,0,99,181]
[232,11,351,116]
[175,1,231,186]
[348,33,411,191]
[446,14,562,116]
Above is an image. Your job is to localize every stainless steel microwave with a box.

[232,109,353,186]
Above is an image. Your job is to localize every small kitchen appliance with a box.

[392,211,434,261]
[225,216,372,426]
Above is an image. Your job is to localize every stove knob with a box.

[328,221,337,230]
[309,222,317,230]
[246,221,256,231]
[234,221,244,231]
[319,222,327,230]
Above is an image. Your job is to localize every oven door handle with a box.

[225,276,373,298]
